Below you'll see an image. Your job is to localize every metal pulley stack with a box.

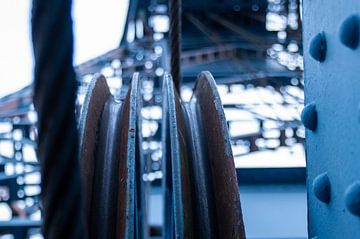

[162,71,245,238]
[77,71,245,239]
[78,73,144,239]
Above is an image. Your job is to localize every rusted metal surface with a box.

[189,72,245,238]
[79,75,110,231]
[79,73,140,239]
[162,72,245,239]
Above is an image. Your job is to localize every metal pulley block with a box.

[162,71,245,239]
[78,73,143,239]
[76,70,244,238]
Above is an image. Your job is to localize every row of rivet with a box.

[303,14,360,216]
[309,14,359,63]
[312,173,360,217]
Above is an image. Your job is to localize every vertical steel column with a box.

[302,1,360,237]
[31,0,84,238]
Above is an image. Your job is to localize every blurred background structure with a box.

[0,0,306,238]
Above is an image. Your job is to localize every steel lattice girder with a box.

[78,73,143,239]
[303,1,360,238]
[162,71,245,239]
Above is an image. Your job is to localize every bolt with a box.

[309,32,327,62]
[301,102,317,131]
[345,181,360,216]
[313,172,331,204]
[340,15,359,50]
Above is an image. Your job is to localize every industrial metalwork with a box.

[162,72,245,238]
[0,0,308,238]
[303,1,360,238]
[79,74,142,238]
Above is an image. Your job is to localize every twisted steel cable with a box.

[32,0,84,238]
[169,0,182,91]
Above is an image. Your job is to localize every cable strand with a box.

[31,0,85,238]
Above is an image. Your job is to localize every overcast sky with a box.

[0,0,128,97]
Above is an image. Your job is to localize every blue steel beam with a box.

[303,1,360,238]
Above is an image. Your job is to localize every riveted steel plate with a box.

[303,1,360,238]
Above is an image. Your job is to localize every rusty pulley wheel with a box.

[79,73,142,239]
[162,71,246,239]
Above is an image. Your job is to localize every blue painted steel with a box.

[303,1,360,237]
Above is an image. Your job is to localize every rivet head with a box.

[340,15,359,50]
[313,172,331,204]
[301,102,317,131]
[309,32,327,62]
[345,181,360,216]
